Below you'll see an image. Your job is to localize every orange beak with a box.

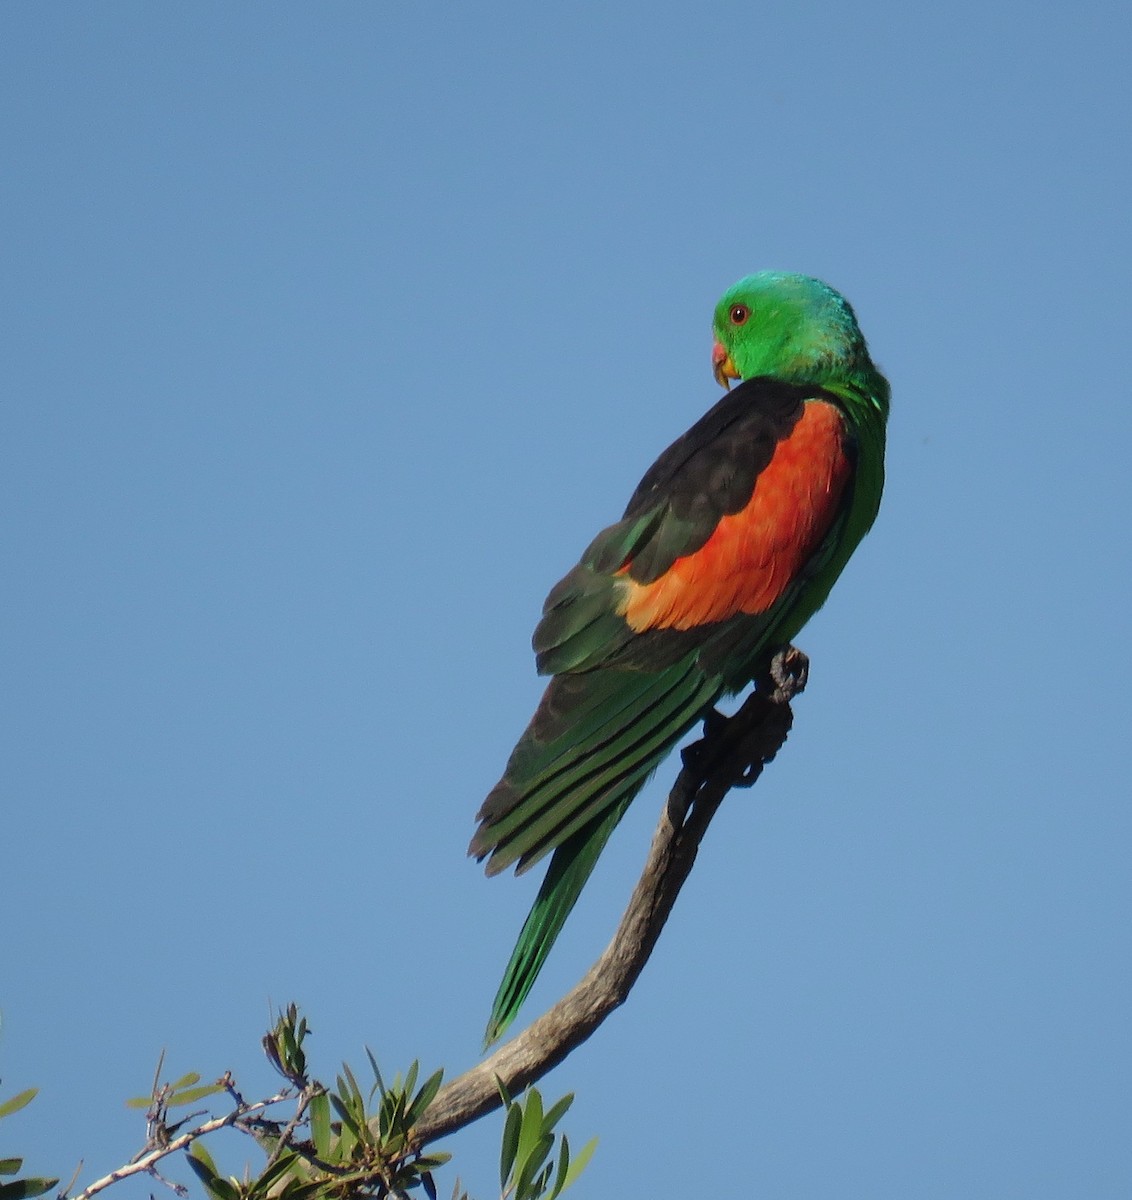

[712,338,740,390]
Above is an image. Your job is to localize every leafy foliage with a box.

[0,1086,57,1200]
[4,1005,595,1200]
[496,1081,596,1200]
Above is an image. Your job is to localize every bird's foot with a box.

[681,644,808,793]
[769,644,809,701]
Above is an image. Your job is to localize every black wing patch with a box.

[617,377,826,583]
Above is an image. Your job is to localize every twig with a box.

[261,1084,322,1172]
[412,646,808,1145]
[69,1093,293,1200]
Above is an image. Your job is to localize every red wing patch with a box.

[617,400,851,631]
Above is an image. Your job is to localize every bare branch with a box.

[69,1092,293,1200]
[412,646,808,1145]
[261,1083,323,1172]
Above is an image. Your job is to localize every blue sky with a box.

[4,2,1130,1196]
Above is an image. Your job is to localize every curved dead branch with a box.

[412,645,808,1145]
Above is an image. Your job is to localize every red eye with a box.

[729,304,750,325]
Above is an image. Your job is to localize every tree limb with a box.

[412,645,808,1145]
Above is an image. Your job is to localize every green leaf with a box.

[247,1151,298,1198]
[516,1089,545,1172]
[263,1032,284,1077]
[309,1091,331,1158]
[185,1147,238,1200]
[189,1144,219,1172]
[379,1084,408,1143]
[365,1047,386,1099]
[203,1174,239,1200]
[495,1075,513,1109]
[329,1092,361,1140]
[335,1113,358,1161]
[280,1023,300,1074]
[186,1144,219,1177]
[561,1136,597,1193]
[170,1072,201,1091]
[500,1098,522,1188]
[515,1133,554,1200]
[279,1182,325,1200]
[414,1152,451,1170]
[168,1083,223,1107]
[341,1062,363,1104]
[0,1177,59,1199]
[124,1095,152,1109]
[541,1093,574,1133]
[0,1092,36,1121]
[547,1136,570,1200]
[0,1161,21,1176]
[267,1005,307,1079]
[403,1060,419,1100]
[528,1163,554,1200]
[405,1068,444,1129]
[389,1163,421,1193]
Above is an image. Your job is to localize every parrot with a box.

[470,272,890,1044]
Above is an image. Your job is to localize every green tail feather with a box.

[485,803,625,1046]
[480,658,724,1043]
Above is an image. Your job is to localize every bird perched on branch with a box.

[470,272,890,1044]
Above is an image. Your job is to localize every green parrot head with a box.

[712,272,876,391]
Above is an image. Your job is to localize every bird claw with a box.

[769,645,809,700]
[681,645,807,793]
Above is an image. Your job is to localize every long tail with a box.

[474,655,723,1043]
[484,803,625,1045]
